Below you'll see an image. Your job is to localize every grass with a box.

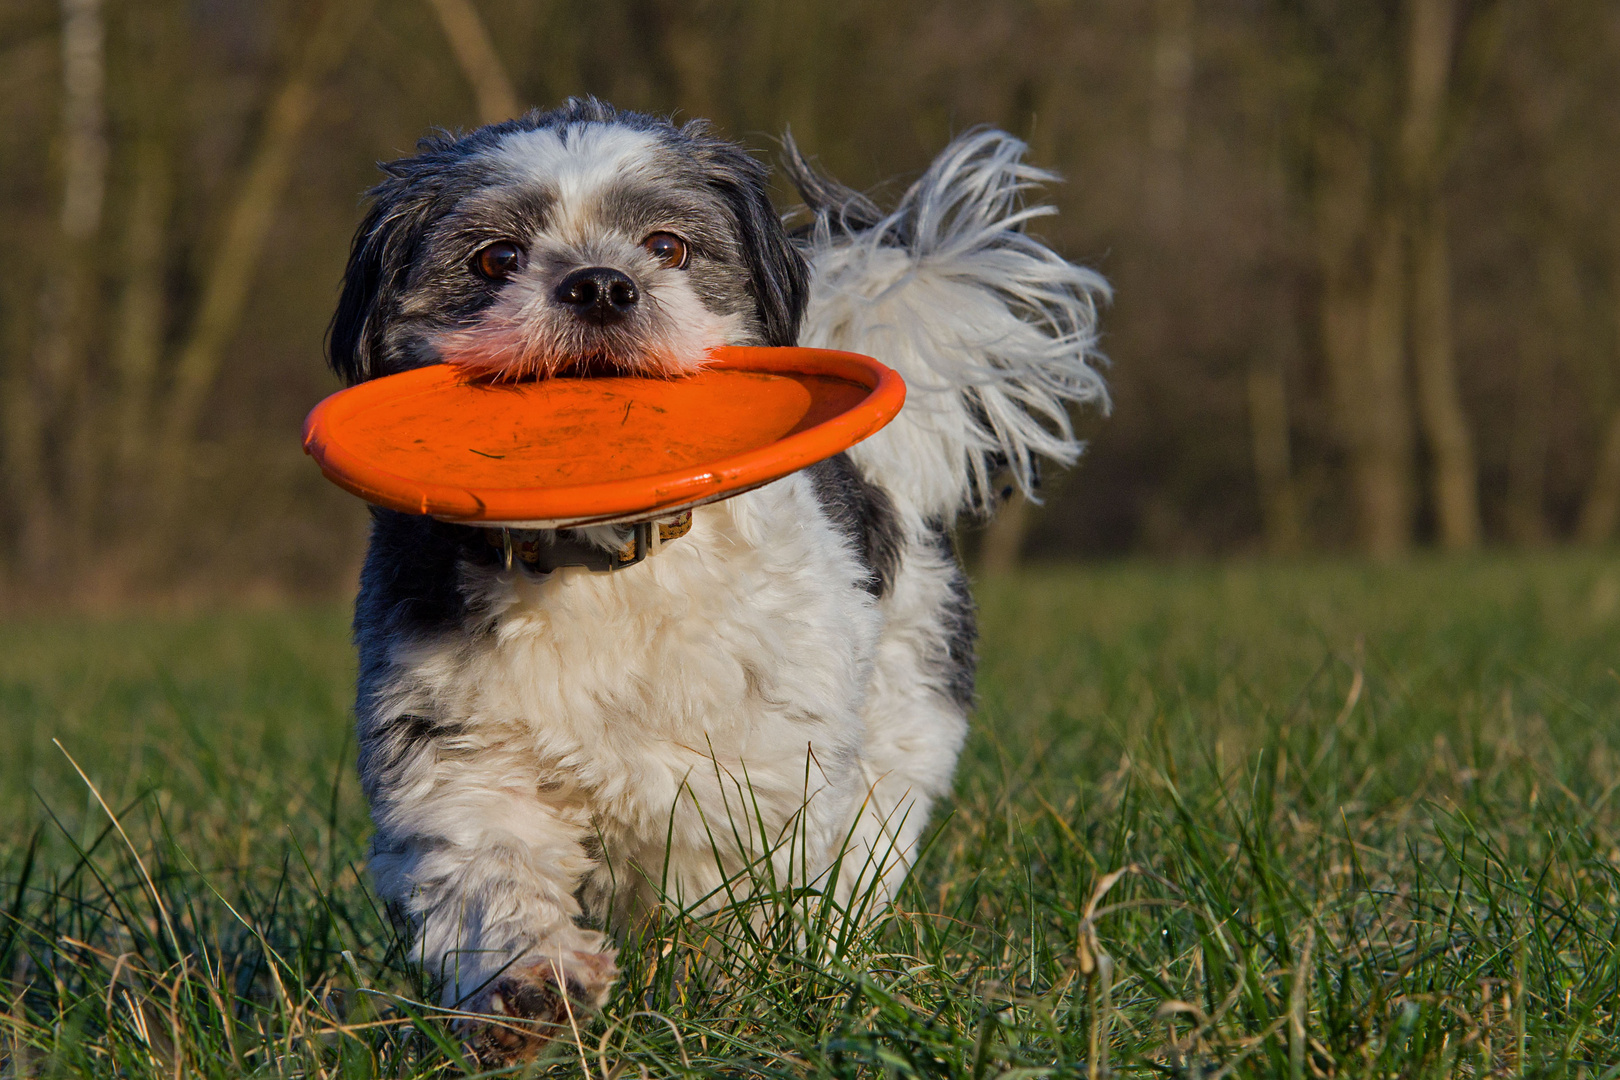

[5,553,1620,1076]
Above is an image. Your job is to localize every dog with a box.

[327,97,1108,1063]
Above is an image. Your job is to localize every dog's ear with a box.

[779,131,885,238]
[327,168,438,385]
[685,124,809,348]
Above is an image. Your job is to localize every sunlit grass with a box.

[5,553,1620,1076]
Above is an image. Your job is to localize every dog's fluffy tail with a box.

[784,129,1110,527]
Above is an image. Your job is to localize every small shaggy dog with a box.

[328,97,1107,1062]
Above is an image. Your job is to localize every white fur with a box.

[799,129,1111,525]
[488,125,663,238]
[358,126,1107,1030]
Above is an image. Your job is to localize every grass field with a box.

[5,554,1620,1077]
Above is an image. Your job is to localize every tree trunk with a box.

[426,0,519,124]
[1578,409,1620,545]
[1507,240,1579,545]
[1146,0,1194,235]
[1358,209,1417,558]
[114,0,181,483]
[1400,0,1454,172]
[57,0,107,247]
[115,131,172,476]
[1504,338,1551,546]
[1247,358,1301,554]
[1318,267,1366,496]
[1314,121,1416,559]
[3,0,108,578]
[1408,201,1480,548]
[980,492,1033,577]
[151,0,377,530]
[1577,265,1620,545]
[1401,0,1481,550]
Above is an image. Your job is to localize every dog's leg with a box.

[840,533,974,906]
[359,713,615,1065]
[841,691,968,906]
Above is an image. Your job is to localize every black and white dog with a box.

[329,97,1107,1062]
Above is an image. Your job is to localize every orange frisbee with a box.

[302,346,905,529]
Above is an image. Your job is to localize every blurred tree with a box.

[426,0,520,123]
[1,0,1618,601]
[980,491,1032,577]
[4,0,107,573]
[111,0,181,488]
[1146,0,1194,235]
[978,0,1122,572]
[1273,0,1503,558]
[1578,262,1620,544]
[151,0,379,540]
[1292,4,1419,559]
[1248,355,1303,554]
[1543,0,1620,546]
[0,0,382,593]
[1402,0,1501,551]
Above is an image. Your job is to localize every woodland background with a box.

[1,0,1617,604]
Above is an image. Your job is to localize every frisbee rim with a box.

[302,346,905,528]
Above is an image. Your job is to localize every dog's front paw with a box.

[462,947,618,1066]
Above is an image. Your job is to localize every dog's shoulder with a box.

[803,453,901,598]
[354,510,493,678]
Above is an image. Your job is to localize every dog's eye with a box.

[642,232,689,270]
[473,240,525,281]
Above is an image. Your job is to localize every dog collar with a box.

[484,510,693,573]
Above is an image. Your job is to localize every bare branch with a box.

[426,0,520,125]
[154,0,379,513]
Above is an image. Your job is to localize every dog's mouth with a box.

[440,329,714,385]
[447,350,698,386]
[543,352,645,380]
[434,302,722,384]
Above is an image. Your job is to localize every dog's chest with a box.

[377,488,881,821]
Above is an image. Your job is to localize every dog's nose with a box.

[554,267,639,325]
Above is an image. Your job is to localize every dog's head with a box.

[328,98,808,384]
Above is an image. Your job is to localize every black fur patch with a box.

[684,123,809,349]
[779,135,887,240]
[364,713,467,766]
[353,509,495,702]
[929,526,978,711]
[376,712,467,751]
[357,709,470,803]
[807,454,901,598]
